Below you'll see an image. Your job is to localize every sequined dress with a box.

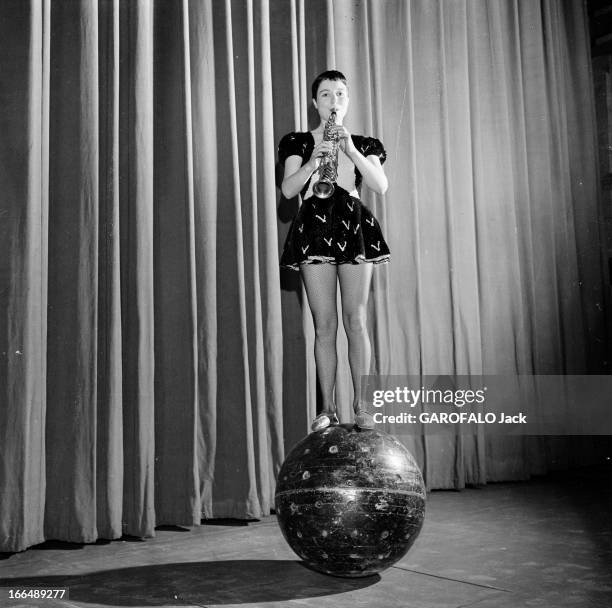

[278,131,391,271]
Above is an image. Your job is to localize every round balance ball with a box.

[275,424,426,578]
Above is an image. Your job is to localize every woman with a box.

[279,70,390,432]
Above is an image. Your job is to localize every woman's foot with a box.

[311,410,340,432]
[354,408,375,429]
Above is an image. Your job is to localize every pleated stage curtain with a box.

[0,0,607,553]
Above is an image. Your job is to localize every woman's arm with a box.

[334,126,388,195]
[345,148,388,195]
[281,140,334,199]
[281,156,317,199]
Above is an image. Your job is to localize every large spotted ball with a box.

[275,424,426,577]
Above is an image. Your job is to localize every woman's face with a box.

[313,79,349,123]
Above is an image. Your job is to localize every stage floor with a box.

[1,464,611,608]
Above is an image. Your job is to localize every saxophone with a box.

[312,110,339,199]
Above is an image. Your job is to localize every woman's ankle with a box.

[354,409,375,429]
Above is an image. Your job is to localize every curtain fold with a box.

[45,0,100,543]
[118,0,156,538]
[0,0,50,553]
[152,0,199,525]
[97,0,123,542]
[0,0,608,553]
[187,0,219,518]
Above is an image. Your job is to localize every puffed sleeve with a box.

[278,132,306,165]
[365,137,387,164]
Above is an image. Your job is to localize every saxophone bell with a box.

[312,179,335,199]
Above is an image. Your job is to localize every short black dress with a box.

[278,131,391,271]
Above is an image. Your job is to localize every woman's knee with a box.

[342,310,367,336]
[314,317,338,341]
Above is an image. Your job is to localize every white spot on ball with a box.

[329,445,339,454]
[302,471,310,480]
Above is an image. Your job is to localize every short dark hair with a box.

[311,70,347,100]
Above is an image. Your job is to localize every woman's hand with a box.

[281,139,334,199]
[333,125,357,156]
[306,139,336,171]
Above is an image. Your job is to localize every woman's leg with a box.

[300,263,339,414]
[338,263,373,414]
